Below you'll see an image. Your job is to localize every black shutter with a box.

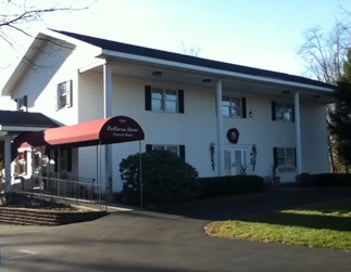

[145,85,151,111]
[293,147,297,167]
[67,148,72,172]
[146,144,153,153]
[271,101,276,121]
[178,89,184,113]
[23,95,28,107]
[54,148,58,173]
[273,147,278,168]
[179,145,186,160]
[241,97,247,118]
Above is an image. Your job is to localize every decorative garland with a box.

[250,144,257,171]
[210,142,215,171]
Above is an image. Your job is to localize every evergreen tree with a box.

[329,50,351,171]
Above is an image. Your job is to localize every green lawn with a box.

[205,198,351,251]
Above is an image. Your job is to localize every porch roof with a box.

[13,115,145,151]
[0,110,59,132]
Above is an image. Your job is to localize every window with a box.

[272,101,294,122]
[273,147,296,171]
[54,148,72,173]
[151,88,178,112]
[146,144,185,160]
[145,85,184,113]
[221,96,246,118]
[15,151,27,176]
[57,80,72,110]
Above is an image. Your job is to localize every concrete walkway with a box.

[0,187,350,272]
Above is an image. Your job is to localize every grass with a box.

[205,198,351,251]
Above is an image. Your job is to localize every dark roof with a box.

[0,110,59,128]
[53,29,335,90]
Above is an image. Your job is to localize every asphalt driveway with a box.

[0,187,350,272]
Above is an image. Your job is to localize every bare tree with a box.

[180,40,201,57]
[298,22,351,84]
[297,10,351,173]
[0,0,92,46]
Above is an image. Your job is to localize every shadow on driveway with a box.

[152,187,351,222]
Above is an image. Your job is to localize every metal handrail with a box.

[15,175,106,210]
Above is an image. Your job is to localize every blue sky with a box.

[2,0,351,83]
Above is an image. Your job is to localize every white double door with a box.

[224,146,249,175]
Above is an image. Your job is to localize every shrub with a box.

[296,173,351,187]
[119,150,199,205]
[198,175,265,198]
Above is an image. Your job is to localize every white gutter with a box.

[99,49,334,93]
[0,125,47,132]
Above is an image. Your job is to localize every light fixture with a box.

[282,90,290,94]
[313,95,320,99]
[202,78,212,83]
[152,71,162,77]
[249,110,253,118]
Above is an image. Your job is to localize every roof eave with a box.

[99,49,335,93]
[1,30,80,95]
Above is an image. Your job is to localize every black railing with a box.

[14,174,106,210]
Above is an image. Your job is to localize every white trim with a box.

[294,91,302,174]
[79,60,105,73]
[103,63,113,118]
[216,80,224,176]
[4,134,12,193]
[0,126,47,132]
[99,49,334,93]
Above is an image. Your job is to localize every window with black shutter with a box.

[221,96,247,118]
[145,85,184,113]
[272,101,294,122]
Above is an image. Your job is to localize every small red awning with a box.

[13,115,145,151]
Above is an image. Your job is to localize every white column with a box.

[103,62,113,118]
[216,80,225,176]
[103,62,113,193]
[4,134,12,193]
[294,91,302,174]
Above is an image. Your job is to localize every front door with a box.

[224,147,248,175]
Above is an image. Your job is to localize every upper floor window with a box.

[272,101,294,122]
[57,80,72,110]
[145,85,184,113]
[221,96,246,118]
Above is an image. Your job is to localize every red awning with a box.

[13,116,145,151]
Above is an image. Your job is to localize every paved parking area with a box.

[0,187,350,272]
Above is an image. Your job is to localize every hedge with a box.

[296,173,351,187]
[198,175,265,198]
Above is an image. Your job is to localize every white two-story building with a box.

[1,29,334,192]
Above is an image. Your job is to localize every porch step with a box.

[0,207,107,226]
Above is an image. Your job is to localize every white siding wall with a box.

[10,42,77,124]
[76,72,330,190]
[301,101,329,173]
[6,35,330,192]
